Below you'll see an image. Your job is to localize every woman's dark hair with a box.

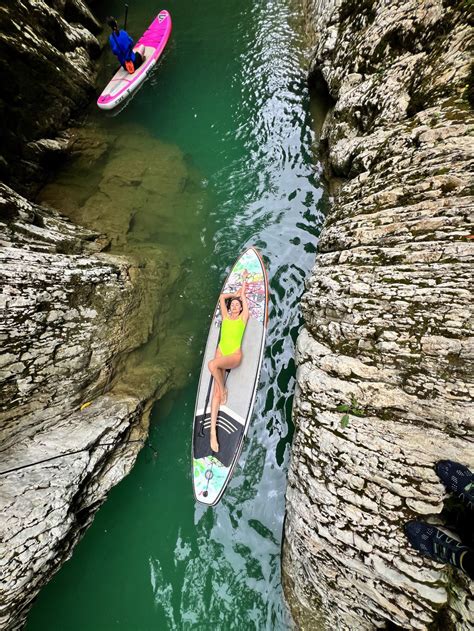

[106,17,118,30]
[226,297,243,313]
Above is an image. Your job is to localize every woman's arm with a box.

[219,293,229,319]
[219,270,250,320]
[239,271,250,323]
[221,292,236,300]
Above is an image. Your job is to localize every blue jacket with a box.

[109,30,136,66]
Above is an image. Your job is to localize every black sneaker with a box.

[436,460,474,509]
[405,520,471,574]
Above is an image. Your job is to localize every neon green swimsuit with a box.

[219,317,246,356]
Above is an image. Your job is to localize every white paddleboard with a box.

[192,247,269,506]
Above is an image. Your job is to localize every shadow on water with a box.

[25,0,330,629]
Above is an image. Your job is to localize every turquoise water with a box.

[26,1,326,629]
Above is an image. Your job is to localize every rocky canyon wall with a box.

[0,183,176,629]
[0,0,101,195]
[283,0,473,629]
[0,3,184,629]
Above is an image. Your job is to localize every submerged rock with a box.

[284,1,473,630]
[38,123,206,253]
[0,181,171,630]
[0,116,209,627]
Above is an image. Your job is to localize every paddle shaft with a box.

[198,375,214,437]
[124,4,129,31]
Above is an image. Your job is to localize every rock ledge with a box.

[283,1,473,629]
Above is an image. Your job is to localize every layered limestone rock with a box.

[284,1,473,629]
[0,4,208,626]
[0,122,207,629]
[0,0,101,194]
[0,183,168,630]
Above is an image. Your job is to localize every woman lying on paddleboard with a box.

[208,271,249,452]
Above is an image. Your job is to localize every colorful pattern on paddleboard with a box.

[192,247,268,506]
[214,250,267,326]
[97,10,172,110]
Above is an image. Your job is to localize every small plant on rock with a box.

[336,396,366,428]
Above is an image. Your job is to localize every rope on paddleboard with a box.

[198,370,230,439]
[198,311,222,438]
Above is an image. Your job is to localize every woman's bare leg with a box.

[207,349,242,451]
[210,384,221,452]
[208,350,242,406]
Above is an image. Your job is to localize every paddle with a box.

[198,374,214,438]
[124,3,129,31]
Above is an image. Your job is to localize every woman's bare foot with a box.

[221,388,228,405]
[210,432,219,453]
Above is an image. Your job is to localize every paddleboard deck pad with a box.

[192,247,268,506]
[97,10,172,110]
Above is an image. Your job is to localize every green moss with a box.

[464,62,474,108]
[442,0,474,13]
[373,26,420,60]
[339,0,376,26]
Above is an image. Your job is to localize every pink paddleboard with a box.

[97,10,172,110]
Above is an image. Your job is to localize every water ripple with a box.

[25,2,327,630]
[186,1,325,628]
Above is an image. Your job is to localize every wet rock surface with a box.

[283,1,473,630]
[0,0,101,195]
[0,57,208,631]
[0,0,219,625]
[0,180,179,630]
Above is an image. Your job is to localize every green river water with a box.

[26,1,326,629]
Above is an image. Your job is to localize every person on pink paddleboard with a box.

[106,17,145,74]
